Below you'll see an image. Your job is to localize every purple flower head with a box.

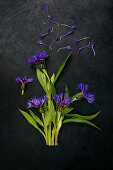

[28,52,48,65]
[53,93,72,107]
[16,76,33,95]
[77,83,94,104]
[27,95,48,109]
[57,46,73,52]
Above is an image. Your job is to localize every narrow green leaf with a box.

[42,69,50,82]
[48,100,56,125]
[63,118,101,130]
[50,82,56,95]
[54,52,72,83]
[29,109,44,127]
[65,111,101,120]
[51,73,55,84]
[71,92,82,102]
[19,109,46,138]
[44,111,52,128]
[43,102,47,113]
[62,107,74,114]
[36,65,48,93]
[65,84,69,96]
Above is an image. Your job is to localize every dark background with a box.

[0,0,113,169]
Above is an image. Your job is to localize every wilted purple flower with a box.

[53,93,72,107]
[42,4,49,17]
[49,35,59,50]
[37,39,50,48]
[28,52,48,65]
[60,24,77,40]
[16,76,33,95]
[74,37,90,45]
[88,42,96,58]
[77,83,94,104]
[57,46,73,52]
[48,16,59,26]
[27,95,48,110]
[77,41,95,58]
[40,27,53,39]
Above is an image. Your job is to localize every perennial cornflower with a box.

[16,76,33,95]
[53,93,72,108]
[77,83,94,104]
[27,95,48,112]
[28,52,48,65]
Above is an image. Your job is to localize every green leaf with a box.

[51,73,55,84]
[63,118,101,130]
[48,100,56,125]
[54,52,72,83]
[42,69,50,82]
[71,92,82,102]
[43,102,47,113]
[65,84,69,96]
[36,65,48,94]
[44,111,52,128]
[29,109,44,127]
[19,109,46,138]
[62,107,74,114]
[50,82,56,95]
[65,111,101,120]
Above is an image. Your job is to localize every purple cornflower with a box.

[16,76,33,95]
[28,52,48,65]
[60,24,77,41]
[77,83,94,104]
[53,93,72,107]
[49,35,59,50]
[37,39,50,48]
[27,95,48,110]
[57,46,73,52]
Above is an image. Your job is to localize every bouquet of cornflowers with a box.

[16,5,100,146]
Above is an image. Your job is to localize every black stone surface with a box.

[0,0,113,169]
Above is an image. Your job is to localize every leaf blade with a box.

[19,109,46,138]
[65,111,101,120]
[29,109,44,127]
[63,118,101,130]
[54,52,72,83]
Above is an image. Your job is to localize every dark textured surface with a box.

[0,0,113,170]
